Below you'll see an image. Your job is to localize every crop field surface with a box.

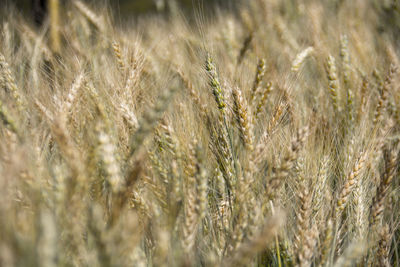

[0,0,400,266]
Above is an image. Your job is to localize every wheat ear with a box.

[232,87,254,151]
[206,53,226,112]
[325,55,340,112]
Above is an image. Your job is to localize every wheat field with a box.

[0,0,400,266]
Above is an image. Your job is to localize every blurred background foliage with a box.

[6,0,237,18]
[4,0,400,30]
[2,0,400,47]
[111,0,234,15]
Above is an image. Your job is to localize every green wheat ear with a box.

[206,53,226,112]
[129,85,178,158]
[0,99,19,137]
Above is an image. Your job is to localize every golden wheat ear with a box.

[0,53,26,112]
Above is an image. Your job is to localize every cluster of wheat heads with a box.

[0,0,400,266]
